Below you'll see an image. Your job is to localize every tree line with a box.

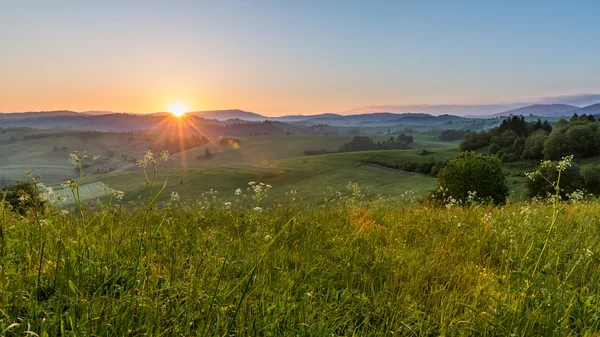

[460,114,600,161]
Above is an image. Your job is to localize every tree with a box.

[521,130,548,160]
[565,124,596,158]
[204,148,213,159]
[460,131,490,151]
[543,131,569,160]
[435,152,508,204]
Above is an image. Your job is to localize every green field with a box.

[5,127,600,335]
[0,128,155,184]
[50,181,118,206]
[93,150,444,206]
[4,187,600,335]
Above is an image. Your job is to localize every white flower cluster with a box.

[170,191,180,202]
[70,151,98,167]
[138,150,169,168]
[113,190,125,200]
[249,182,272,193]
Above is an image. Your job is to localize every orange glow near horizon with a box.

[168,104,187,117]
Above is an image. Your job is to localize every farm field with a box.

[50,181,117,206]
[0,128,154,184]
[89,149,444,206]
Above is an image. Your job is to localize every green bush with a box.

[1,180,47,215]
[583,165,600,195]
[434,152,508,204]
[525,161,583,199]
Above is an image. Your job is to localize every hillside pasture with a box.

[50,181,117,206]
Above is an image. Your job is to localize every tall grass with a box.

[2,192,600,335]
[1,153,600,335]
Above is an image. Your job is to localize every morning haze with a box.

[2,1,600,335]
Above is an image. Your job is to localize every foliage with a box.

[204,147,213,159]
[361,156,447,177]
[439,129,470,141]
[5,180,600,335]
[583,164,600,195]
[434,151,508,204]
[338,135,412,153]
[459,131,491,151]
[525,156,583,199]
[521,130,548,159]
[1,180,47,215]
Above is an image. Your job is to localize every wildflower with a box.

[61,209,69,215]
[18,193,29,202]
[63,179,77,189]
[70,151,80,166]
[170,191,180,202]
[113,190,125,200]
[159,150,169,161]
[45,186,54,195]
[264,234,272,240]
[235,188,242,195]
[138,150,157,168]
[253,206,262,212]
[224,201,231,208]
[248,181,256,186]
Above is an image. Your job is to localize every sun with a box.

[168,104,187,117]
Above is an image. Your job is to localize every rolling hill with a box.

[486,104,579,118]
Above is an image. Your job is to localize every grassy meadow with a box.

[3,128,600,335]
[3,181,600,335]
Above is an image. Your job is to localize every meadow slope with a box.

[2,192,600,335]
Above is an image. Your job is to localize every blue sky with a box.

[1,0,600,115]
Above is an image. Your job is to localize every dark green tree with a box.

[521,130,548,160]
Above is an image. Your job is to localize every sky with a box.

[1,0,600,116]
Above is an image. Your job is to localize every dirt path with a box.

[359,163,417,177]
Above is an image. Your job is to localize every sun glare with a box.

[169,104,187,117]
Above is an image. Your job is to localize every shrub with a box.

[434,152,508,204]
[583,165,600,195]
[1,181,47,215]
[525,160,583,199]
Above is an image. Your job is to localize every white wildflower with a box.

[113,190,124,200]
[235,188,242,196]
[253,206,263,212]
[170,191,180,202]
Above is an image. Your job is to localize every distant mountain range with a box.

[468,103,600,118]
[2,102,600,125]
[476,104,579,118]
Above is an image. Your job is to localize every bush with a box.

[525,161,583,199]
[583,165,600,195]
[434,152,508,204]
[1,181,47,215]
